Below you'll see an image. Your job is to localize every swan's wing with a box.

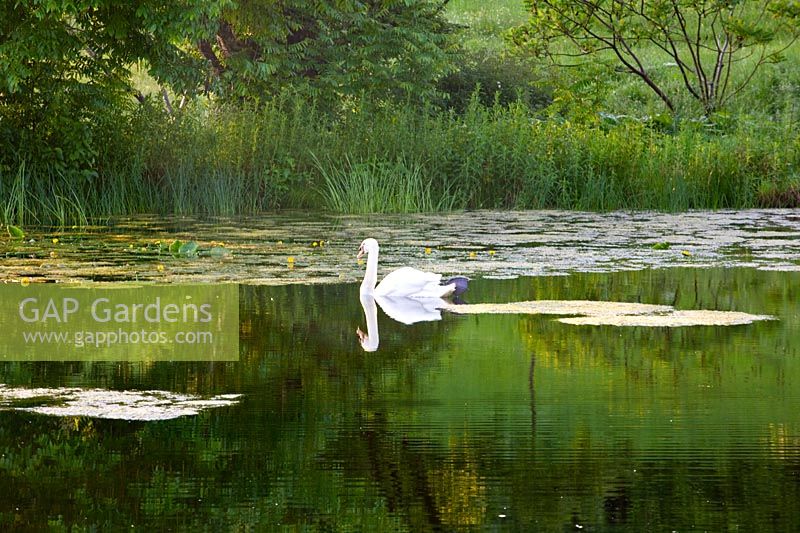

[411,278,458,298]
[375,267,442,297]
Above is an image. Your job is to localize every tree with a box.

[194,0,455,102]
[509,0,800,114]
[0,0,455,182]
[0,0,225,177]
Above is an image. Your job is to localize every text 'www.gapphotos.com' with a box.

[22,329,215,348]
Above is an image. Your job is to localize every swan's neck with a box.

[360,248,379,295]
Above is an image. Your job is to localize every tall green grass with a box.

[317,156,458,213]
[1,162,90,227]
[4,0,798,224]
[2,93,798,225]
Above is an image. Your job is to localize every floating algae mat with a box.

[0,385,241,420]
[559,310,773,327]
[443,300,773,327]
[2,209,800,283]
[444,300,674,316]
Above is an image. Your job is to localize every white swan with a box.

[357,238,468,298]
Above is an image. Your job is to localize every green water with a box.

[0,267,798,530]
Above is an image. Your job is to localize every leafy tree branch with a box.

[509,0,800,114]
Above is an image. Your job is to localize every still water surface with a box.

[1,210,799,530]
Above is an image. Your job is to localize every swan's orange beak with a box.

[357,246,365,260]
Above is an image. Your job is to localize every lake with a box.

[1,210,799,530]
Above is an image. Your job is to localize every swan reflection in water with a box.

[354,238,774,351]
[357,294,451,352]
[356,237,470,352]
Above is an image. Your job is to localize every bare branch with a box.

[160,87,173,116]
[671,1,707,103]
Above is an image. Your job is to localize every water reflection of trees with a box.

[0,271,799,529]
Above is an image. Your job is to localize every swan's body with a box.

[357,238,467,298]
[373,266,452,297]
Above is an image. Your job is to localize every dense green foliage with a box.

[198,0,454,102]
[3,94,798,223]
[0,0,454,212]
[1,0,800,222]
[0,0,224,180]
[509,0,800,114]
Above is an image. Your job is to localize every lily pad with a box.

[1,209,800,284]
[6,225,24,239]
[178,240,199,257]
[208,246,232,258]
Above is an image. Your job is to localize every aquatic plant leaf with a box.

[652,242,670,250]
[179,241,199,257]
[1,210,800,284]
[7,225,24,239]
[208,246,231,258]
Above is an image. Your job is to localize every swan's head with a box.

[357,238,379,260]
